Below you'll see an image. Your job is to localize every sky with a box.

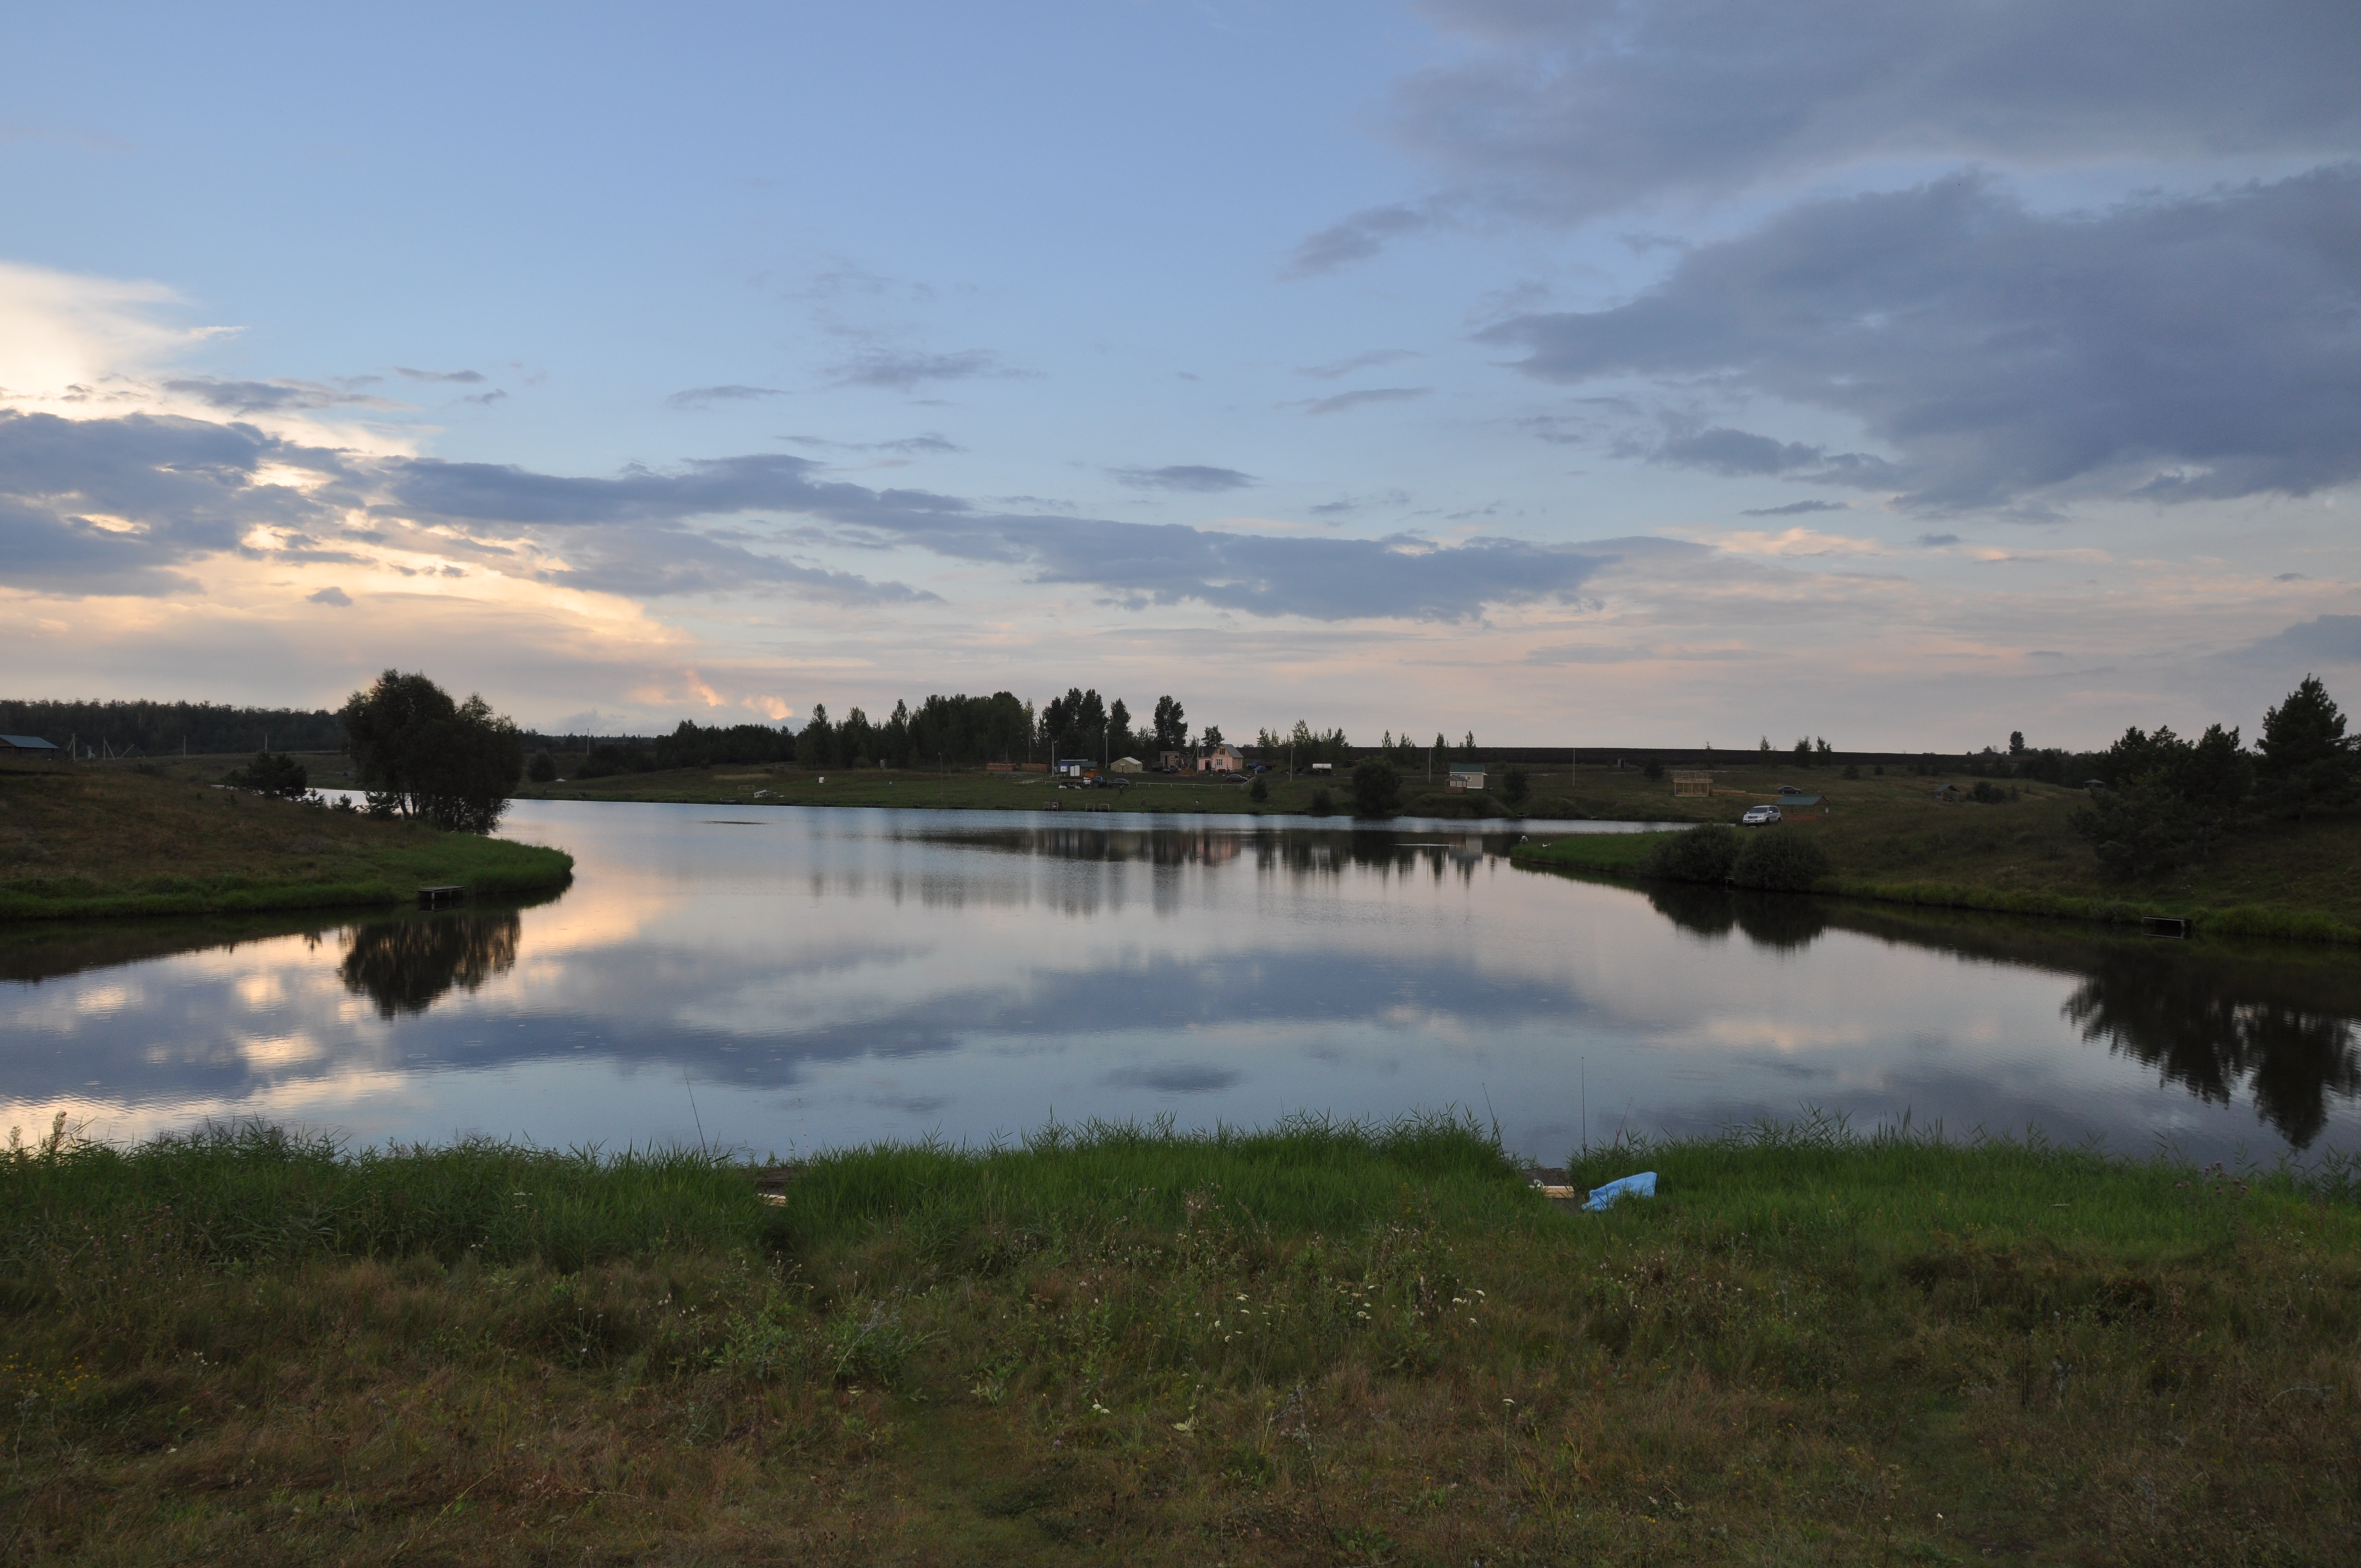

[4,0,2359,750]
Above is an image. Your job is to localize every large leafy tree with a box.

[1150,695,1188,754]
[338,670,524,833]
[2255,674,2356,823]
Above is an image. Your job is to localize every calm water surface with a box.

[7,801,2359,1163]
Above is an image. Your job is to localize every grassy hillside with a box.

[0,761,573,921]
[2,1115,2354,1564]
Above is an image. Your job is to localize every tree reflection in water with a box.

[1645,884,1830,950]
[2062,953,2361,1148]
[1634,881,2361,1148]
[339,913,522,1019]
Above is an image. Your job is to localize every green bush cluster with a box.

[1641,824,1738,882]
[1637,823,1830,890]
[1730,830,1832,890]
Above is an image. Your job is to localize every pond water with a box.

[7,801,2360,1164]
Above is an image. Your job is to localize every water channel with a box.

[7,801,2360,1164]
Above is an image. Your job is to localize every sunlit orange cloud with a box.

[1682,526,1898,558]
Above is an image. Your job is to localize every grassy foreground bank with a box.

[6,1117,2357,1565]
[0,763,573,921]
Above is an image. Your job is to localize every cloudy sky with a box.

[5,1,2359,748]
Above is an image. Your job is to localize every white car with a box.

[1740,804,1783,826]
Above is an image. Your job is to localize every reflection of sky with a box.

[6,801,2358,1165]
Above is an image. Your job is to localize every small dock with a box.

[417,885,468,908]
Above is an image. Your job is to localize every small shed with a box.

[1671,770,1713,797]
[1109,756,1144,774]
[1057,758,1097,779]
[0,734,62,760]
[1157,750,1190,771]
[1447,764,1486,792]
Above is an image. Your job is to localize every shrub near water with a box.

[5,1113,2361,1565]
[1642,821,1739,881]
[1731,826,1833,889]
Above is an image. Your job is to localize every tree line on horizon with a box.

[0,698,344,758]
[573,688,1229,776]
[567,695,1511,779]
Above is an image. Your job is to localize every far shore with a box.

[29,750,2361,947]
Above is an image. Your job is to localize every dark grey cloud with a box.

[1297,349,1421,380]
[785,432,962,456]
[667,384,788,410]
[1917,532,1961,547]
[1740,499,1848,518]
[1299,386,1432,417]
[395,367,486,384]
[0,412,931,606]
[12,409,1649,621]
[1287,204,1439,276]
[307,585,352,606]
[1310,489,1411,517]
[2233,615,2361,666]
[1323,0,2361,259]
[828,347,1023,392]
[1481,170,2361,510]
[1644,426,1900,488]
[372,448,1630,618]
[0,410,343,594]
[1658,427,1834,477]
[536,524,942,604]
[162,377,399,415]
[1112,465,1256,493]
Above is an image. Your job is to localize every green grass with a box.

[0,761,573,921]
[6,1114,2358,1564]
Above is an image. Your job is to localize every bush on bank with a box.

[1730,827,1832,890]
[1642,823,1739,882]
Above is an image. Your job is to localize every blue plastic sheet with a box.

[1584,1171,1657,1211]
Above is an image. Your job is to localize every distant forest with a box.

[0,699,344,757]
[4,689,2133,781]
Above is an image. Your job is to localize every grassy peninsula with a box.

[0,762,573,921]
[1510,762,2361,942]
[3,1115,2355,1565]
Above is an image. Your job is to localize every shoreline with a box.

[1512,824,2361,948]
[0,856,576,923]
